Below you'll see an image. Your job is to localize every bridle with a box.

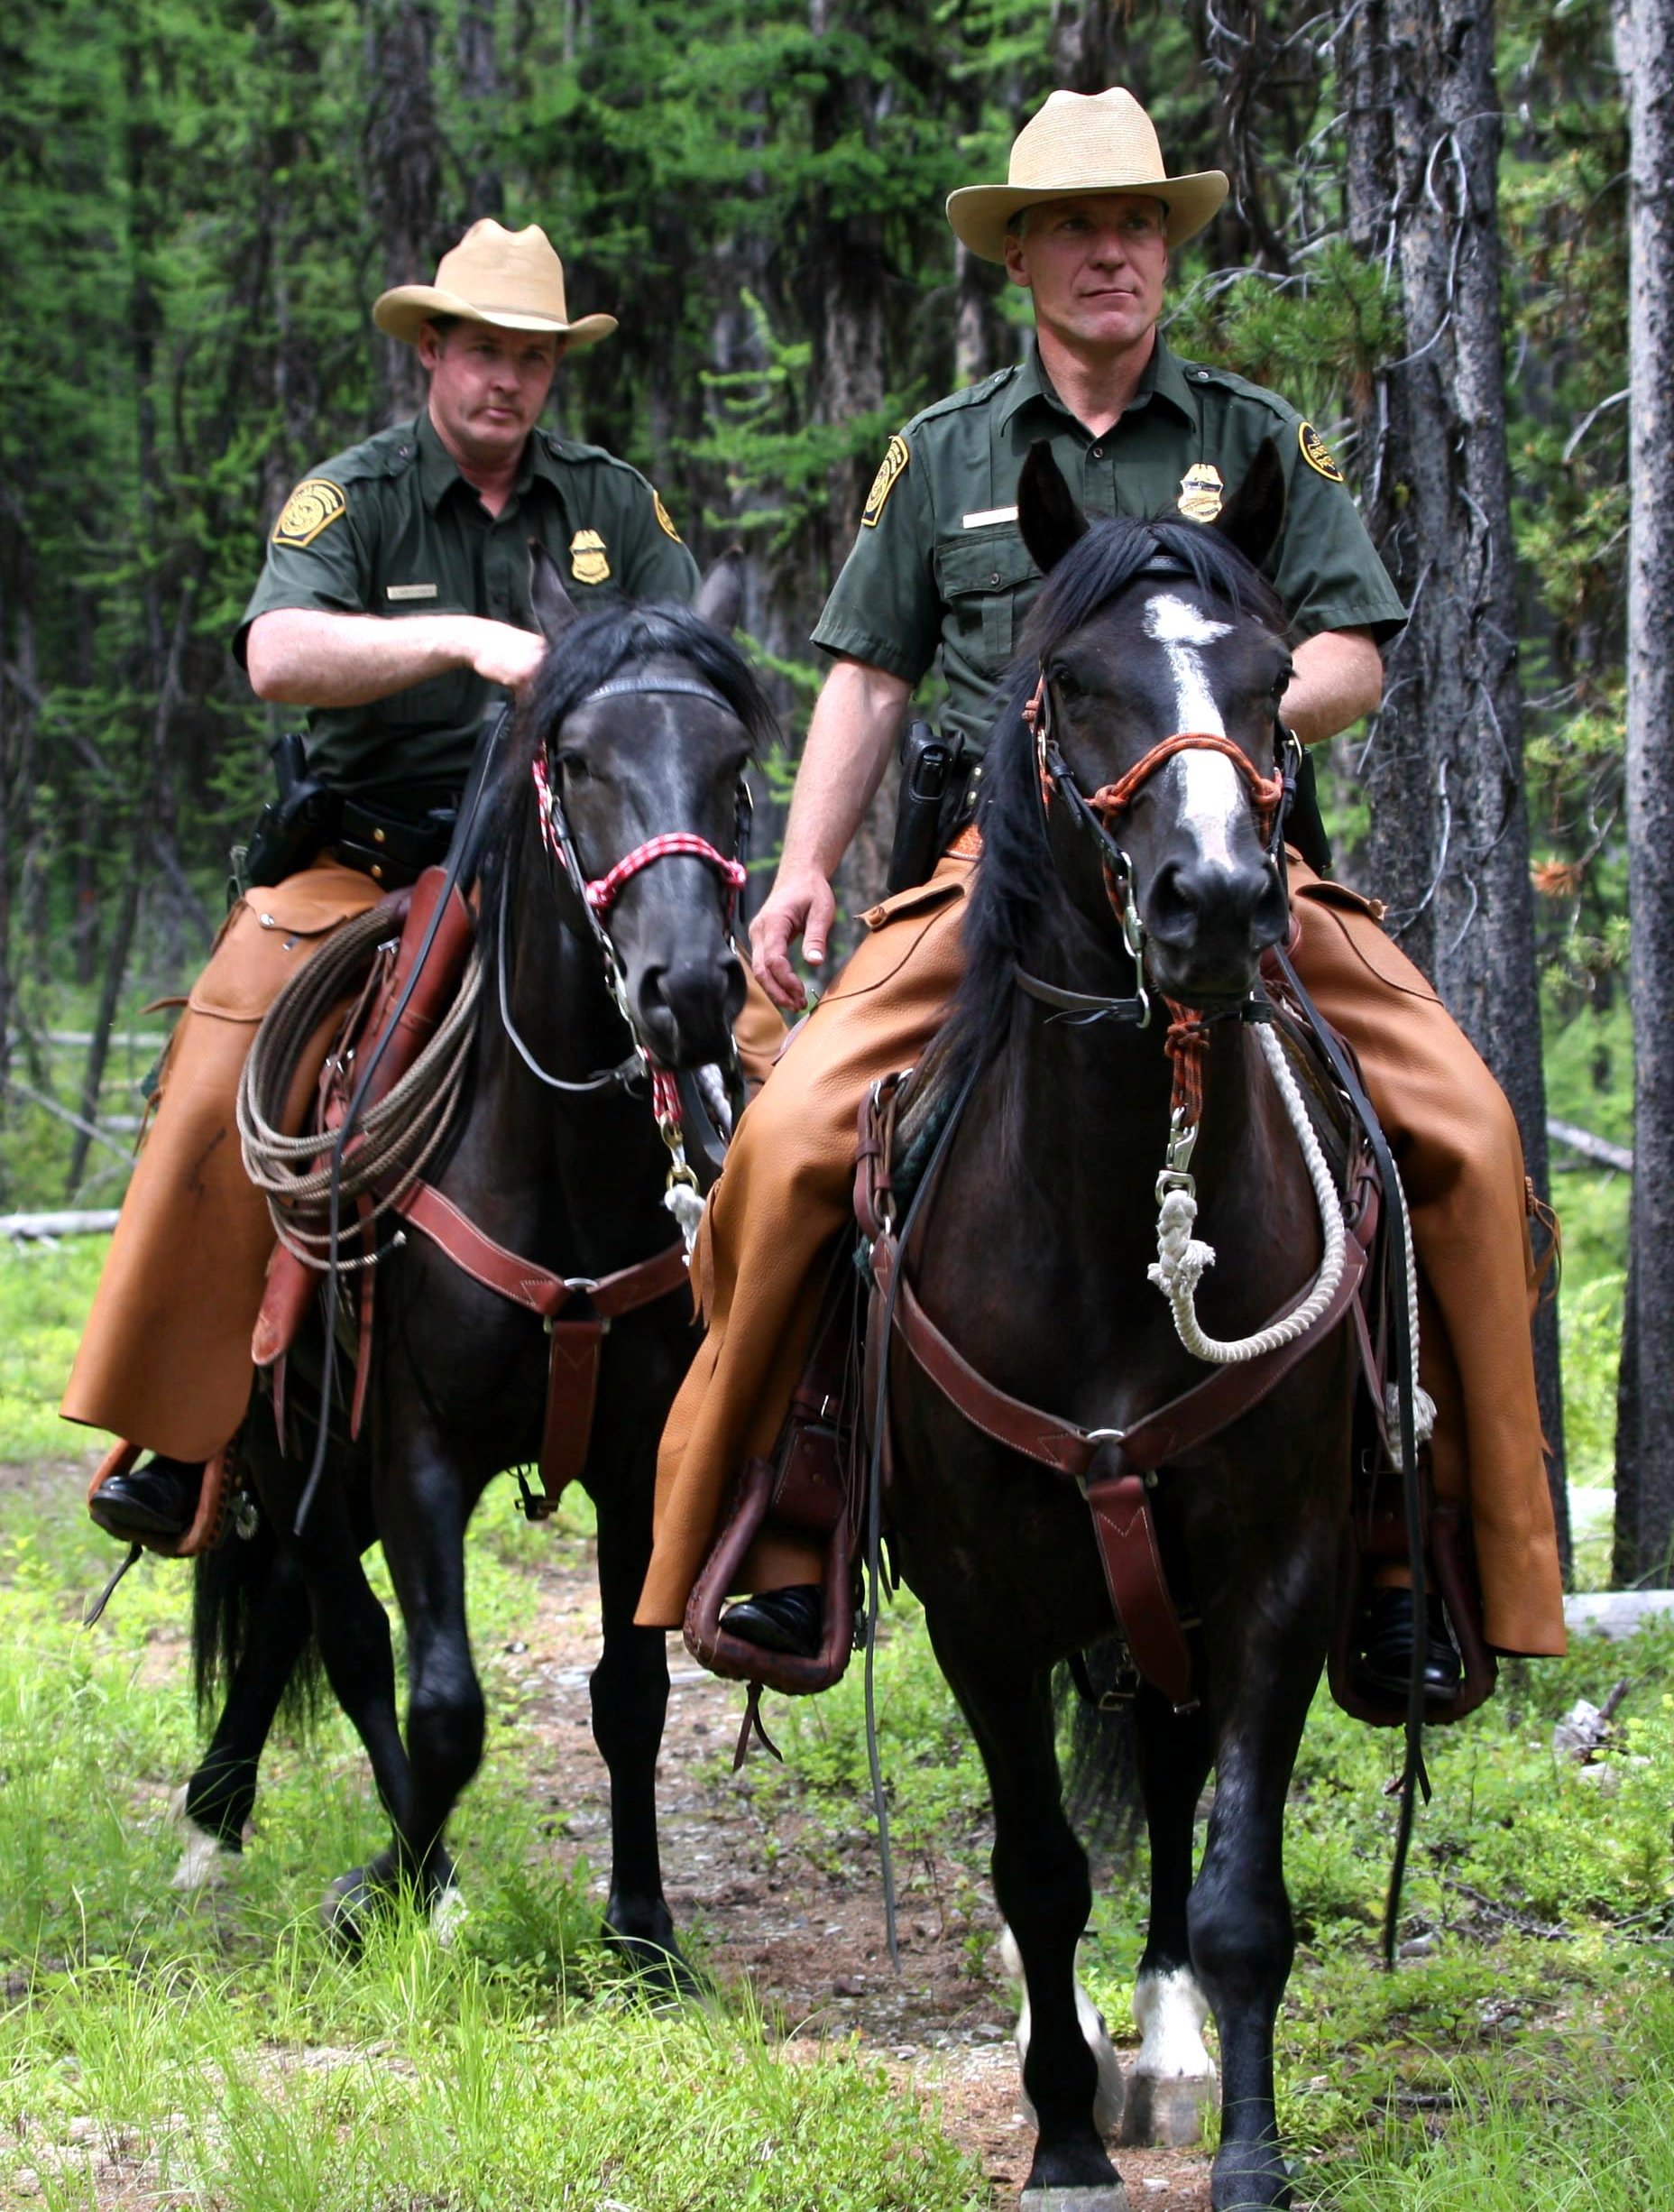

[508,673,755,1238]
[1020,662,1301,1187]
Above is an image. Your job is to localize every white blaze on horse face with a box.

[1145,594,1242,870]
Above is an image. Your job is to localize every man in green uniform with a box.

[637,89,1565,1685]
[69,218,777,1546]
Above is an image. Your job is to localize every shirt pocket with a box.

[933,529,1039,671]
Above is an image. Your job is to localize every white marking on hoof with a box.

[998,1923,1126,2141]
[1121,1967,1217,2147]
[167,1788,239,1892]
[1020,2188,1130,2211]
[430,1886,468,1948]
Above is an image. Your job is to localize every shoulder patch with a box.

[1298,422,1345,483]
[272,479,346,548]
[861,435,910,529]
[652,490,683,543]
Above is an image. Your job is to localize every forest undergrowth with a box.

[0,1232,1667,2209]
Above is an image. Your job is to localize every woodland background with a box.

[0,0,1655,1572]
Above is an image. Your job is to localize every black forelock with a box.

[919,512,1287,1120]
[477,599,777,917]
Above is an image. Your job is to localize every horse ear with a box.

[693,548,745,634]
[1017,441,1089,576]
[1213,438,1287,571]
[528,540,579,642]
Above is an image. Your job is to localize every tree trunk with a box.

[1344,0,1569,1571]
[1612,0,1674,1586]
[363,0,444,423]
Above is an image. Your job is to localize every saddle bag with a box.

[684,1275,861,1698]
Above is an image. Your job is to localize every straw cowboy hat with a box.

[373,218,617,350]
[947,88,1228,263]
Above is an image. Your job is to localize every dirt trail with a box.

[509,1539,1215,2210]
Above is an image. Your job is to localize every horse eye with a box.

[1050,664,1081,700]
[559,753,591,783]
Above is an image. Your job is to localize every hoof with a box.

[603,1924,704,2001]
[431,1886,468,1949]
[1121,2070,1217,2148]
[320,1867,382,1950]
[1021,2189,1130,2212]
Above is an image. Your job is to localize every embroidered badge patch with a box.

[652,491,683,543]
[570,528,612,586]
[272,479,346,548]
[1177,462,1224,523]
[860,434,909,529]
[1298,422,1345,482]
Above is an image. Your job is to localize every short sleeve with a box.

[811,429,942,683]
[617,475,701,604]
[234,473,372,668]
[1268,417,1406,646]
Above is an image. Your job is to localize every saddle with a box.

[248,865,689,1517]
[684,964,1496,1731]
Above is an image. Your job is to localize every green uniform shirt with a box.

[812,336,1406,754]
[235,410,700,798]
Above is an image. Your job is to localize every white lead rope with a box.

[1148,1020,1435,1444]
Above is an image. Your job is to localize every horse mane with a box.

[477,601,777,920]
[920,513,1288,1123]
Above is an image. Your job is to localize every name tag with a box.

[961,506,1019,530]
[385,582,438,601]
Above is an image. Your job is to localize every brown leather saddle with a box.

[685,972,1497,1730]
[250,865,689,1518]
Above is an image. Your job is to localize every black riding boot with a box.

[718,1584,823,1658]
[87,1455,203,1546]
[1355,1585,1462,1701]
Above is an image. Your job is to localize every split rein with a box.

[1020,670,1353,1369]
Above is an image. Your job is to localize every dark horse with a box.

[885,447,1356,2208]
[175,550,772,1974]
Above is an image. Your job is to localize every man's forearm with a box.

[1282,626,1384,747]
[779,659,914,879]
[244,607,542,706]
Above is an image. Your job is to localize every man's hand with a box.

[749,864,837,1012]
[746,657,913,1013]
[466,620,547,690]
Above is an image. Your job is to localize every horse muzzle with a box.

[1140,852,1289,1004]
[630,945,748,1070]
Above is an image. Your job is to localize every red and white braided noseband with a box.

[584,834,747,917]
[531,756,746,916]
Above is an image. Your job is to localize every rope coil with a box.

[236,904,483,1271]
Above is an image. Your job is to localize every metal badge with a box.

[1176,462,1224,522]
[569,528,612,585]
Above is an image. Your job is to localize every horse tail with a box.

[190,1497,324,1732]
[1057,1640,1145,1867]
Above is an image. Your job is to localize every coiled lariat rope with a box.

[236,904,484,1269]
[1148,1014,1436,1447]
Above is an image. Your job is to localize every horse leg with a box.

[1123,1693,1218,2148]
[588,1470,692,1987]
[365,1442,483,1936]
[1189,1623,1322,2211]
[174,1539,313,1886]
[935,1633,1125,2206]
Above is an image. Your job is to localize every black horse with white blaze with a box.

[880,445,1357,2210]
